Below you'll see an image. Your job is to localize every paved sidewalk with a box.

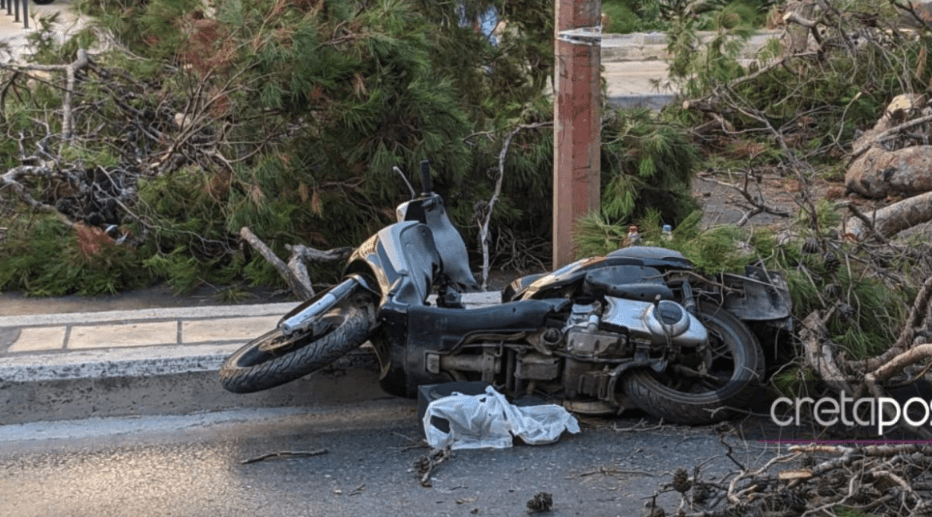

[0,0,86,62]
[0,303,289,356]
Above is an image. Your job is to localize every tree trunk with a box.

[842,190,932,239]
[846,146,932,198]
[781,0,817,55]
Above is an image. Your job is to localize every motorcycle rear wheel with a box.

[219,303,373,394]
[622,301,764,425]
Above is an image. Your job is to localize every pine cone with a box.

[823,251,840,274]
[824,283,842,299]
[802,237,820,254]
[672,468,692,493]
[837,303,856,322]
[413,455,431,476]
[526,492,553,513]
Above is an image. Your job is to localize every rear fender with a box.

[720,266,792,325]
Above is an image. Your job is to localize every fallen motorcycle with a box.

[220,161,792,424]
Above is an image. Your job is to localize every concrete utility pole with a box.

[553,0,601,268]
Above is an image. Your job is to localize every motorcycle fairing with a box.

[500,273,545,303]
[407,298,572,350]
[344,221,441,307]
[509,255,671,301]
[606,246,694,270]
[377,298,571,397]
[397,193,478,291]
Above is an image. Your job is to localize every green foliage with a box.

[2,0,713,296]
[600,0,774,34]
[664,0,753,100]
[135,167,244,293]
[600,108,701,225]
[771,365,819,399]
[61,144,119,168]
[662,0,932,172]
[763,201,909,361]
[0,216,153,295]
[575,210,755,274]
[601,2,640,34]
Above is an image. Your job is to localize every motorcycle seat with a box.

[407,298,570,350]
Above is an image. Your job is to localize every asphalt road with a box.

[0,399,785,517]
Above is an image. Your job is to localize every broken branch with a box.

[240,448,328,464]
[477,121,551,290]
[239,226,314,300]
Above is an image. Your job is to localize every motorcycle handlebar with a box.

[420,160,432,195]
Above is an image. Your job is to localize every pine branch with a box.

[477,121,551,290]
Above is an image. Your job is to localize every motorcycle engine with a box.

[558,298,708,400]
[563,301,631,359]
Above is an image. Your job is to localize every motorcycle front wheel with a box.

[622,301,765,425]
[219,303,373,394]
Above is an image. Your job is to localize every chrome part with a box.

[281,293,337,335]
[280,278,359,335]
[644,300,690,337]
[439,353,501,380]
[602,296,708,346]
[565,301,601,331]
[395,201,410,222]
[668,312,707,346]
[392,166,416,200]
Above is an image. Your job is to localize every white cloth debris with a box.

[423,385,580,450]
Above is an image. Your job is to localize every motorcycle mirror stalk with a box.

[391,159,433,201]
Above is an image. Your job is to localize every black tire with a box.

[32,0,56,5]
[219,304,372,394]
[622,301,765,425]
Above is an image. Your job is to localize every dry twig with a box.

[476,121,551,290]
[240,448,329,464]
[414,447,452,488]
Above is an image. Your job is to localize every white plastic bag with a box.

[423,385,580,450]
